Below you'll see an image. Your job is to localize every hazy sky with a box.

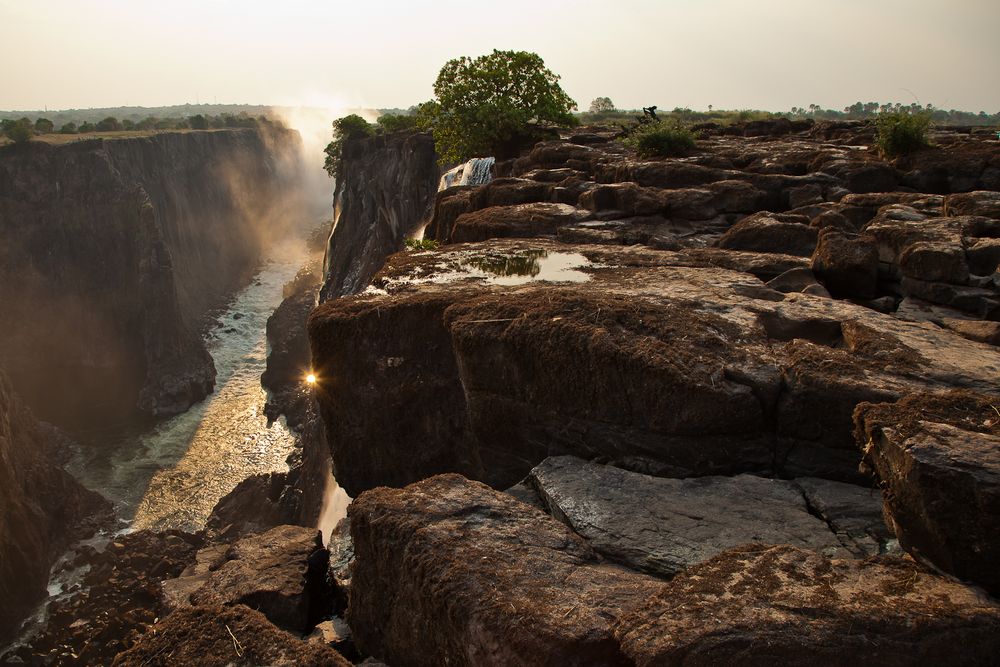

[2,0,998,113]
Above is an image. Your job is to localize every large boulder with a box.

[174,525,331,632]
[718,212,818,256]
[854,391,1000,595]
[811,229,879,299]
[526,456,850,577]
[450,203,591,243]
[348,474,665,666]
[616,544,1000,666]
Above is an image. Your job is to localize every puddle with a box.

[458,250,592,285]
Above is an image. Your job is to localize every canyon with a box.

[3,118,1000,665]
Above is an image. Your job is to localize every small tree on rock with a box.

[589,97,616,113]
[425,49,578,163]
[323,114,374,179]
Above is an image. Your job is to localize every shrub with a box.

[59,122,78,134]
[624,120,695,157]
[2,118,33,143]
[78,121,96,133]
[875,111,931,157]
[426,49,578,163]
[376,113,418,133]
[95,116,122,132]
[34,118,54,133]
[405,238,439,251]
[188,114,209,130]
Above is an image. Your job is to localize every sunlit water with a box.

[68,242,305,533]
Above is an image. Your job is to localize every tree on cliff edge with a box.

[423,50,578,163]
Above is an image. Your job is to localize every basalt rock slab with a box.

[811,229,879,299]
[112,604,352,667]
[309,238,1000,496]
[527,456,848,577]
[183,525,331,632]
[615,544,1000,666]
[791,476,896,557]
[855,391,1000,594]
[347,474,665,667]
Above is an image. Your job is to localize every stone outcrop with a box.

[112,605,351,667]
[310,238,1000,496]
[348,474,665,666]
[164,525,331,633]
[617,544,1000,666]
[0,369,111,643]
[855,391,1000,594]
[526,456,872,577]
[349,474,1000,666]
[320,131,438,301]
[0,127,307,425]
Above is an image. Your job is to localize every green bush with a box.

[405,238,439,251]
[34,118,54,133]
[95,116,122,132]
[376,113,418,133]
[624,120,695,157]
[59,122,78,134]
[2,118,34,143]
[875,111,931,157]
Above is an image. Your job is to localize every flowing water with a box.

[68,239,307,533]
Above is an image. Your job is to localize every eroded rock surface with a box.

[112,605,351,667]
[348,474,665,666]
[310,238,1000,496]
[527,456,848,576]
[617,544,1000,666]
[855,391,1000,594]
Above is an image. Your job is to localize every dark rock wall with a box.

[0,369,110,642]
[0,127,306,425]
[319,131,438,301]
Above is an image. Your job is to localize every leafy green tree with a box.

[79,121,96,133]
[2,118,34,143]
[95,116,122,132]
[122,119,135,130]
[59,122,78,134]
[376,113,418,133]
[426,49,578,163]
[323,114,374,179]
[34,118,54,133]
[589,97,616,113]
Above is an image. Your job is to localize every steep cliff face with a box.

[0,369,110,642]
[0,127,306,425]
[319,131,438,301]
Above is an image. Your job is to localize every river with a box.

[68,239,308,533]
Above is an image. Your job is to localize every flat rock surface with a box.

[855,390,1000,594]
[616,544,1000,666]
[792,476,897,557]
[347,474,665,667]
[112,604,351,667]
[527,456,848,577]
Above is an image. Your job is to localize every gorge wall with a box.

[0,369,110,643]
[320,131,438,301]
[0,127,307,425]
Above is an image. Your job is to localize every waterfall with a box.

[438,156,496,191]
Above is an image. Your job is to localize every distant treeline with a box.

[2,112,273,139]
[578,102,1000,127]
[0,104,274,126]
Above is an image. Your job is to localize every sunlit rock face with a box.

[0,127,306,425]
[320,130,438,301]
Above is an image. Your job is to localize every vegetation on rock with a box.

[420,49,578,163]
[1,118,33,143]
[875,110,932,158]
[624,119,695,157]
